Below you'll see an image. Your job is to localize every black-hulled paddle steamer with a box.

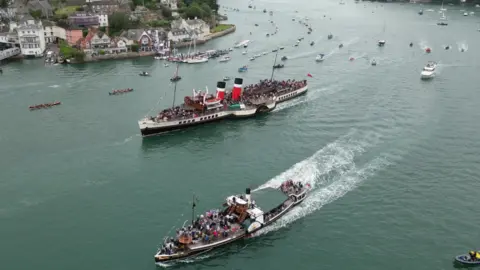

[154,180,311,264]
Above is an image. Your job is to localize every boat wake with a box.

[273,84,341,113]
[457,41,468,52]
[251,129,391,236]
[418,41,431,50]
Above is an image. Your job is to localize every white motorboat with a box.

[250,57,256,61]
[371,59,377,66]
[234,40,250,48]
[219,55,231,62]
[420,61,437,79]
[378,40,386,46]
[186,57,208,64]
[229,48,234,51]
[164,63,169,67]
[315,54,325,62]
[154,56,162,60]
[242,51,247,55]
[262,52,268,55]
[254,54,262,58]
[463,12,468,16]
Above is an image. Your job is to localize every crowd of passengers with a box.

[159,209,242,255]
[280,180,305,195]
[243,79,307,95]
[151,106,197,122]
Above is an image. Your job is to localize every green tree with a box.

[0,0,9,9]
[109,12,130,36]
[76,6,84,11]
[131,44,139,52]
[200,3,212,17]
[185,3,205,19]
[29,9,43,19]
[160,5,172,19]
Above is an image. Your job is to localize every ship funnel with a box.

[216,81,226,100]
[232,78,243,101]
[245,187,251,206]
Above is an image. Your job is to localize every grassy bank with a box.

[55,6,80,15]
[211,24,233,33]
[59,41,85,62]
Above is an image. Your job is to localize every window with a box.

[32,31,35,33]
[22,31,24,34]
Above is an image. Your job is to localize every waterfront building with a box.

[66,28,83,46]
[14,14,46,57]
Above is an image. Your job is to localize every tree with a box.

[109,12,130,35]
[0,0,9,9]
[29,9,43,19]
[160,5,172,19]
[185,2,205,19]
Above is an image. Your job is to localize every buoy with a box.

[425,48,431,53]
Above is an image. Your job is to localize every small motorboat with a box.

[307,31,311,34]
[139,72,150,76]
[339,44,344,48]
[164,63,169,67]
[378,40,386,46]
[255,23,259,26]
[294,43,299,47]
[310,41,314,46]
[419,9,423,15]
[349,57,355,61]
[371,59,377,66]
[328,34,333,40]
[421,61,437,80]
[281,56,288,61]
[279,47,284,50]
[238,66,248,72]
[437,22,448,26]
[223,76,230,81]
[445,45,450,50]
[229,48,233,51]
[463,12,468,16]
[272,49,278,52]
[262,52,268,55]
[263,9,267,13]
[109,88,134,95]
[154,56,161,60]
[273,64,284,69]
[242,51,247,55]
[250,57,256,61]
[425,47,431,53]
[315,54,324,62]
[461,48,465,52]
[170,75,181,82]
[219,55,231,62]
[409,42,413,47]
[244,44,248,48]
[454,253,480,265]
[292,18,295,21]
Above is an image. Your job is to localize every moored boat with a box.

[238,66,248,72]
[315,54,325,62]
[219,55,231,62]
[273,64,284,69]
[139,71,150,76]
[153,180,311,264]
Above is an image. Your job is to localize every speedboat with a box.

[463,12,468,16]
[419,9,423,15]
[328,34,333,40]
[315,54,324,62]
[164,63,169,67]
[219,55,231,62]
[242,51,247,55]
[273,64,284,69]
[437,22,448,26]
[272,49,278,52]
[445,45,450,50]
[378,40,386,46]
[281,56,288,61]
[186,57,208,64]
[371,59,377,66]
[420,61,437,80]
[238,66,248,72]
[339,44,343,48]
[139,72,150,76]
[170,75,181,82]
[279,47,285,50]
[250,57,255,61]
[310,41,314,46]
[223,76,230,81]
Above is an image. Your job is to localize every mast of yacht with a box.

[270,49,279,80]
[172,63,179,109]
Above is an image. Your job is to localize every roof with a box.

[186,19,206,26]
[42,20,54,27]
[18,13,35,23]
[27,0,53,11]
[91,0,118,5]
[120,29,146,41]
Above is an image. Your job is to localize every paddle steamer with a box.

[154,180,311,264]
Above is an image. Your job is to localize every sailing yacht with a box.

[186,37,208,64]
[437,10,448,26]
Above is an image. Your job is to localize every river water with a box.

[1,0,480,269]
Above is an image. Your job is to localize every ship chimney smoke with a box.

[216,81,226,100]
[231,78,243,101]
[245,187,251,206]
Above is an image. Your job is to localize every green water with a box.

[1,1,480,269]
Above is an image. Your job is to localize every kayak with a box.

[455,255,480,265]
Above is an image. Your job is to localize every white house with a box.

[15,15,46,57]
[98,13,108,27]
[90,32,110,49]
[169,18,210,41]
[44,25,67,43]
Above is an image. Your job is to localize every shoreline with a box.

[76,24,236,64]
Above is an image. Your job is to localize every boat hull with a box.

[421,72,435,80]
[455,255,480,265]
[276,85,308,103]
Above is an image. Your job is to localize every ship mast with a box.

[191,194,197,225]
[270,49,279,80]
[172,63,180,109]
